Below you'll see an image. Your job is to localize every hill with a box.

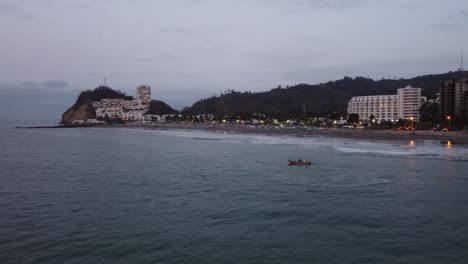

[61,86,179,124]
[183,71,468,117]
[61,86,132,124]
[146,100,179,115]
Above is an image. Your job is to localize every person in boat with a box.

[298,159,302,162]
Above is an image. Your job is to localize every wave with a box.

[332,146,442,156]
[148,128,468,161]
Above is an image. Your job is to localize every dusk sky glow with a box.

[1,0,467,120]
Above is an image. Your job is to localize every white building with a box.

[347,86,426,121]
[92,85,152,121]
[93,99,125,119]
[136,84,151,105]
[397,85,426,120]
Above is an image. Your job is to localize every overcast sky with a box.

[1,0,467,122]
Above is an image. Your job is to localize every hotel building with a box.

[347,86,426,121]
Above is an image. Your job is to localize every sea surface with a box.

[1,126,468,263]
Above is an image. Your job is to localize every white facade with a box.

[92,85,152,121]
[347,95,398,121]
[397,86,426,120]
[347,86,426,121]
[93,99,125,119]
[136,84,151,104]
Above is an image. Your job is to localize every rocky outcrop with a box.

[61,86,132,124]
[61,100,95,124]
[60,85,179,124]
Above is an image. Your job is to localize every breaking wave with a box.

[150,129,468,161]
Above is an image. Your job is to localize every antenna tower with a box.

[459,52,464,71]
[461,52,464,71]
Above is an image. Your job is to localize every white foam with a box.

[148,128,468,161]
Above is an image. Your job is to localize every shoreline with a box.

[15,123,468,145]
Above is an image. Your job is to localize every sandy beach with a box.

[74,123,468,145]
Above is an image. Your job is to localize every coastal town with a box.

[67,77,468,134]
[70,84,180,125]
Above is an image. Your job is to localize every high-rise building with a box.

[347,86,425,121]
[439,80,455,122]
[397,86,424,120]
[455,80,468,121]
[136,84,151,104]
[463,90,468,125]
[440,79,468,124]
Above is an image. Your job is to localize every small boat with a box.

[288,160,312,165]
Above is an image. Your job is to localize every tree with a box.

[348,113,359,123]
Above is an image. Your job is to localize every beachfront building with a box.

[440,79,468,125]
[347,86,426,121]
[397,85,425,120]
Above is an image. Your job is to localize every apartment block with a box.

[347,86,426,121]
[440,79,468,124]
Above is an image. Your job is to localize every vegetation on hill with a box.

[74,86,133,106]
[146,100,179,115]
[183,71,468,117]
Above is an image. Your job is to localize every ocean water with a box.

[1,127,468,263]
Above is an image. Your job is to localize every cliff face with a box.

[60,86,132,124]
[61,100,95,124]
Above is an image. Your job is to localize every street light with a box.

[410,117,414,129]
[447,116,451,130]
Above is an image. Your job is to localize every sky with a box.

[1,0,467,123]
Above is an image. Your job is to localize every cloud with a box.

[159,26,207,42]
[0,2,42,21]
[400,1,424,10]
[136,53,179,64]
[458,9,467,18]
[257,0,367,12]
[448,8,468,19]
[433,8,468,30]
[431,22,459,30]
[0,2,22,15]
[19,80,69,90]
